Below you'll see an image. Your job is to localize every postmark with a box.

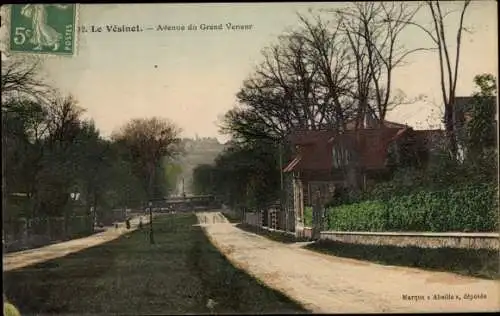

[9,4,77,56]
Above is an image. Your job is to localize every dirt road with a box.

[196,212,499,313]
[3,215,151,272]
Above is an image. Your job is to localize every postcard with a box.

[1,2,498,314]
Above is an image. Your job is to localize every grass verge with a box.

[305,240,499,280]
[3,213,308,314]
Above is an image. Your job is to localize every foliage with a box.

[2,60,177,227]
[386,131,430,172]
[3,300,21,316]
[112,117,183,200]
[192,141,282,211]
[303,207,313,227]
[464,73,497,165]
[325,185,352,207]
[192,164,216,195]
[163,160,183,195]
[327,184,498,232]
[378,74,498,198]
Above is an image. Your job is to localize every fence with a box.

[3,215,93,252]
[239,210,499,250]
[99,209,130,226]
[243,205,295,233]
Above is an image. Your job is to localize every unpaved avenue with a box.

[197,212,500,314]
[3,215,151,272]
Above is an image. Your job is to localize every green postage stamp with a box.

[9,4,77,56]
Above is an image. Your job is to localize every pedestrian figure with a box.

[114,223,118,230]
[126,218,131,230]
[139,218,143,230]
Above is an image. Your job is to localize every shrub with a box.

[326,201,387,231]
[303,207,313,227]
[327,184,498,232]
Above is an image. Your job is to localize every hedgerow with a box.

[326,184,498,232]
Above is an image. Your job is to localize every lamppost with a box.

[2,107,9,246]
[148,201,154,244]
[89,206,95,233]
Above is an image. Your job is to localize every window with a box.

[343,147,350,165]
[332,145,341,168]
[333,144,351,168]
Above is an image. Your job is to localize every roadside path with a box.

[197,211,500,313]
[3,215,151,272]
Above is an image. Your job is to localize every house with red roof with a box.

[283,112,443,226]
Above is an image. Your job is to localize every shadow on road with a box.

[305,240,499,280]
[230,222,498,280]
[3,213,308,315]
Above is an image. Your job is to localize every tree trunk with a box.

[2,124,7,245]
[148,164,156,244]
[444,103,458,158]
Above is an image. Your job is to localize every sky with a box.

[2,2,498,143]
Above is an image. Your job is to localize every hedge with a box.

[326,184,498,232]
[304,207,313,227]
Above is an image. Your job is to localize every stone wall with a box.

[320,231,500,250]
[238,217,499,250]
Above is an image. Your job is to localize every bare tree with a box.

[331,2,428,127]
[1,56,51,104]
[231,36,321,141]
[425,0,471,157]
[226,15,356,145]
[381,0,472,157]
[296,13,354,131]
[45,95,85,150]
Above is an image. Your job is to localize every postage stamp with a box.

[9,4,77,56]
